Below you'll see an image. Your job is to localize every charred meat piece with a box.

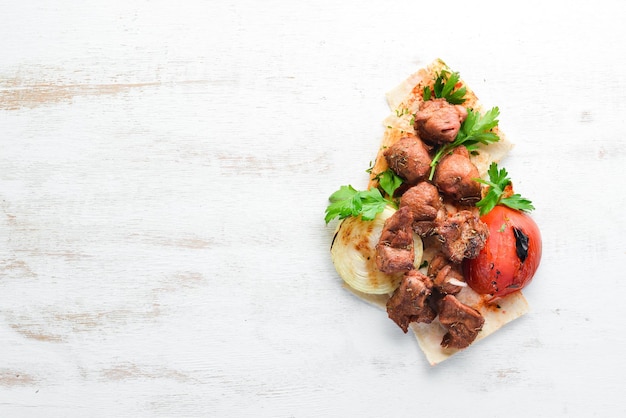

[399,182,442,237]
[428,253,466,295]
[376,246,413,275]
[438,294,485,349]
[414,98,468,145]
[436,210,488,264]
[433,146,482,204]
[386,270,437,333]
[383,136,432,184]
[375,206,415,273]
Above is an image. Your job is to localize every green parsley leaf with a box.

[375,169,404,198]
[325,185,358,223]
[458,107,500,149]
[359,188,389,220]
[422,85,432,101]
[329,184,357,203]
[475,162,535,216]
[423,70,467,105]
[324,185,393,224]
[501,194,535,212]
[428,107,501,180]
[395,107,410,117]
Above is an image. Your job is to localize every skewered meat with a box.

[438,294,485,349]
[399,181,442,237]
[384,136,432,184]
[436,210,488,264]
[433,146,482,204]
[386,270,437,333]
[414,98,468,145]
[375,206,415,273]
[428,253,466,295]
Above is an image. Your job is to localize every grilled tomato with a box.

[464,205,542,298]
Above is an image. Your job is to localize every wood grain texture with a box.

[1,0,626,417]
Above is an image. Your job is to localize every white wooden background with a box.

[1,1,625,416]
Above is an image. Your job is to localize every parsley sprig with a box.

[375,169,403,198]
[423,70,467,105]
[324,185,393,224]
[428,107,501,180]
[325,168,404,224]
[475,162,535,216]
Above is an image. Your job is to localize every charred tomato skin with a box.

[464,205,542,298]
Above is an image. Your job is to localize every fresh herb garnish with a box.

[423,70,467,105]
[475,162,535,216]
[375,169,403,198]
[428,107,501,180]
[395,107,410,117]
[324,185,393,224]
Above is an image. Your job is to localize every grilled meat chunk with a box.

[384,136,432,184]
[428,253,466,295]
[436,210,488,264]
[438,295,485,349]
[386,270,436,333]
[375,206,415,273]
[433,146,482,204]
[399,181,442,237]
[414,98,468,145]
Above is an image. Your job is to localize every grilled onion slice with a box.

[330,206,423,294]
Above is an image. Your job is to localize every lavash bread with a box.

[368,58,513,188]
[341,59,529,365]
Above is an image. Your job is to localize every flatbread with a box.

[345,246,529,365]
[369,58,513,188]
[346,59,529,365]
